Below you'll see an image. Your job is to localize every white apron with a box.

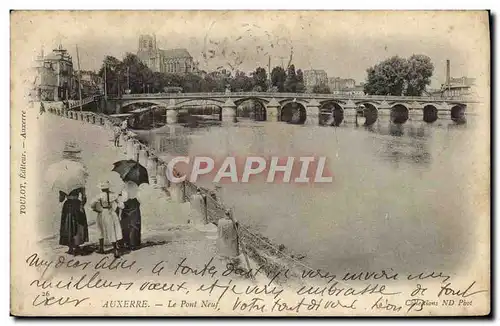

[91,192,124,244]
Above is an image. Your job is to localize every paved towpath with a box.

[35,113,252,278]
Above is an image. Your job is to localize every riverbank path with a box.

[35,113,240,275]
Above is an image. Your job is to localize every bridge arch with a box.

[121,100,168,111]
[169,99,223,124]
[390,103,409,124]
[119,103,168,129]
[278,98,309,109]
[234,97,268,122]
[450,104,467,124]
[280,101,307,124]
[357,102,378,126]
[319,101,344,126]
[354,100,382,106]
[233,97,270,106]
[422,104,438,123]
[175,98,226,107]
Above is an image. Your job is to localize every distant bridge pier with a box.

[408,102,423,122]
[342,108,357,125]
[305,99,320,126]
[166,99,178,124]
[166,109,178,124]
[116,101,123,114]
[266,98,280,122]
[341,100,357,125]
[221,98,237,123]
[408,109,424,122]
[377,108,391,117]
[437,107,450,120]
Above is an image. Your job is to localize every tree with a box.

[230,70,253,92]
[164,73,184,88]
[363,55,434,96]
[151,72,165,93]
[296,69,306,93]
[98,56,126,96]
[141,68,154,93]
[200,75,217,92]
[284,64,298,92]
[251,67,268,92]
[121,53,151,93]
[205,70,232,92]
[404,55,434,96]
[364,56,407,96]
[312,84,331,94]
[182,73,204,93]
[271,66,286,92]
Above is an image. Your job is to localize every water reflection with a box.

[359,121,432,166]
[141,125,193,156]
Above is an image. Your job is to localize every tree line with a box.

[97,53,311,95]
[97,52,434,97]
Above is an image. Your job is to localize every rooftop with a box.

[441,84,474,90]
[304,69,327,74]
[160,48,192,59]
[449,76,476,87]
[40,46,73,62]
[329,77,355,81]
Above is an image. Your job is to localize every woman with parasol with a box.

[47,141,90,256]
[112,159,149,251]
[90,180,124,258]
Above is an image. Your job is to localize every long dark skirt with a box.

[120,198,141,248]
[59,199,89,246]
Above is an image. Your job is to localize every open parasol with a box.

[112,160,149,186]
[45,159,89,194]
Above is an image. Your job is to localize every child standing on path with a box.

[90,180,124,258]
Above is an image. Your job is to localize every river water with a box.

[142,113,484,275]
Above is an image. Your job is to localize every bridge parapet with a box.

[114,92,480,104]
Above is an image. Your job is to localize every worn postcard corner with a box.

[10,10,490,317]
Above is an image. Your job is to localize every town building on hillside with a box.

[327,77,364,95]
[449,76,476,86]
[32,44,75,101]
[303,69,328,92]
[437,76,477,98]
[137,34,198,75]
[77,70,103,97]
[328,77,356,91]
[352,84,365,95]
[331,84,365,96]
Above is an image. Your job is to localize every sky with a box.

[13,11,490,89]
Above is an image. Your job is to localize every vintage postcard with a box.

[10,10,490,316]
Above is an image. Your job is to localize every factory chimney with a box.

[446,59,451,93]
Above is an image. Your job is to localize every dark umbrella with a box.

[112,160,149,185]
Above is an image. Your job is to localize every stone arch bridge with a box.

[104,92,480,125]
